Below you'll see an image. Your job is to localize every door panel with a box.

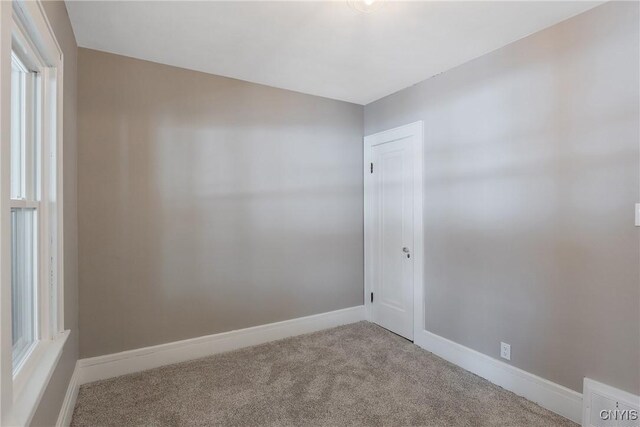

[371,137,414,340]
[381,149,404,308]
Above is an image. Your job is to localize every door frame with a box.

[364,121,424,341]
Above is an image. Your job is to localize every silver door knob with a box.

[402,247,410,253]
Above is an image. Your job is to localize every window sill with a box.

[8,330,69,426]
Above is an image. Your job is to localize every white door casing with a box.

[364,121,424,341]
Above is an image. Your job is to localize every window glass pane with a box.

[10,54,26,199]
[11,208,37,371]
[10,52,38,201]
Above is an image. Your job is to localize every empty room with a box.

[0,0,638,426]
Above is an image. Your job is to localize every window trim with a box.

[0,1,66,425]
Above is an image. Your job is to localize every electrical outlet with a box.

[500,342,511,360]
[636,203,640,226]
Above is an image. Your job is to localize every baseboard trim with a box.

[415,329,583,425]
[64,311,581,426]
[76,306,365,386]
[55,362,80,427]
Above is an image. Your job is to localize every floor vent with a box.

[583,378,639,427]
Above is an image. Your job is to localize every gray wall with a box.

[365,1,639,395]
[77,49,364,358]
[31,1,79,425]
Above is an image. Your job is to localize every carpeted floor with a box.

[71,322,576,426]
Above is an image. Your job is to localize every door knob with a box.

[403,247,411,258]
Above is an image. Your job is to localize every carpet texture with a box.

[71,322,576,426]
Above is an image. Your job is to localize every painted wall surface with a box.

[30,1,79,425]
[365,2,639,395]
[77,49,364,358]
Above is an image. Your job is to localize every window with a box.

[1,1,67,424]
[10,49,39,374]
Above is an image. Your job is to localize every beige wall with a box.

[31,1,79,425]
[77,49,364,358]
[365,1,639,395]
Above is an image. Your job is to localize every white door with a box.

[365,123,421,341]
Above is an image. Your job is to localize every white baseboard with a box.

[55,362,79,427]
[415,329,583,425]
[76,305,365,386]
[61,310,585,426]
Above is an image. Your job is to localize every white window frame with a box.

[0,1,67,425]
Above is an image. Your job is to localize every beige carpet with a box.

[71,322,576,426]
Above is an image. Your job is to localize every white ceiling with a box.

[65,1,602,105]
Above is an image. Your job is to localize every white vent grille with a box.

[583,378,639,427]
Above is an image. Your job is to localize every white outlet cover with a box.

[500,342,511,360]
[635,203,640,226]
